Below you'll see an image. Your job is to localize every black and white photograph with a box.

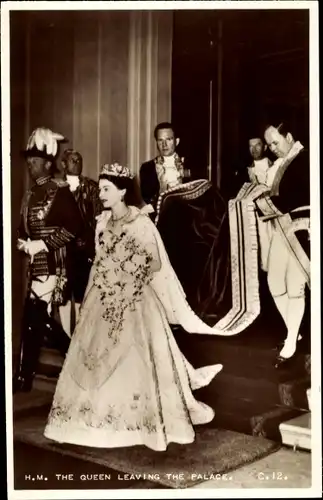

[2,1,321,498]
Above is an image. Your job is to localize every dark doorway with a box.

[171,9,309,198]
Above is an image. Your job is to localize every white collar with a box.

[66,175,80,192]
[253,158,269,166]
[163,154,176,166]
[285,141,304,161]
[273,141,304,170]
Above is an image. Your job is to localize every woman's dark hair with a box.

[99,174,144,208]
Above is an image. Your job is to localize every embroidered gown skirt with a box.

[44,212,221,451]
[44,283,221,451]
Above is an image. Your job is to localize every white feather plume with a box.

[27,127,65,156]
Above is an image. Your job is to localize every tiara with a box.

[100,162,134,179]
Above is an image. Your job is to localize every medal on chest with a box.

[36,199,52,220]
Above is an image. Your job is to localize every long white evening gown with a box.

[44,206,223,451]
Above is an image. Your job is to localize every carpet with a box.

[14,405,280,489]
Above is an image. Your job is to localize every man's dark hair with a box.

[248,135,265,143]
[61,149,83,166]
[153,122,177,140]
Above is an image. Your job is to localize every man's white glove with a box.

[21,239,48,263]
[17,238,27,251]
[26,127,65,157]
[24,238,48,256]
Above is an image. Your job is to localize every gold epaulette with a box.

[52,178,69,188]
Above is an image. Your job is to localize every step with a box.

[203,396,306,441]
[210,404,304,441]
[33,374,57,394]
[39,347,64,368]
[278,377,311,410]
[175,332,310,380]
[13,388,54,417]
[252,406,307,442]
[203,396,273,435]
[197,372,310,411]
[35,347,65,379]
[279,412,311,451]
[37,362,62,379]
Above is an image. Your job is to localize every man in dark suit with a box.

[60,149,102,336]
[139,122,191,214]
[140,122,230,324]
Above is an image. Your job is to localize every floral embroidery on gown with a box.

[44,207,222,451]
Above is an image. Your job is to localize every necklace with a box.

[111,207,131,223]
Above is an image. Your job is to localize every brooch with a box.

[36,199,51,220]
[37,209,45,220]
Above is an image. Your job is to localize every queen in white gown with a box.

[44,163,224,452]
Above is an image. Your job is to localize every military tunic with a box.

[18,175,83,304]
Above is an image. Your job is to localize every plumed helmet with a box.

[22,127,67,161]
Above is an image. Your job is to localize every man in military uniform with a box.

[13,127,83,392]
[59,149,102,336]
